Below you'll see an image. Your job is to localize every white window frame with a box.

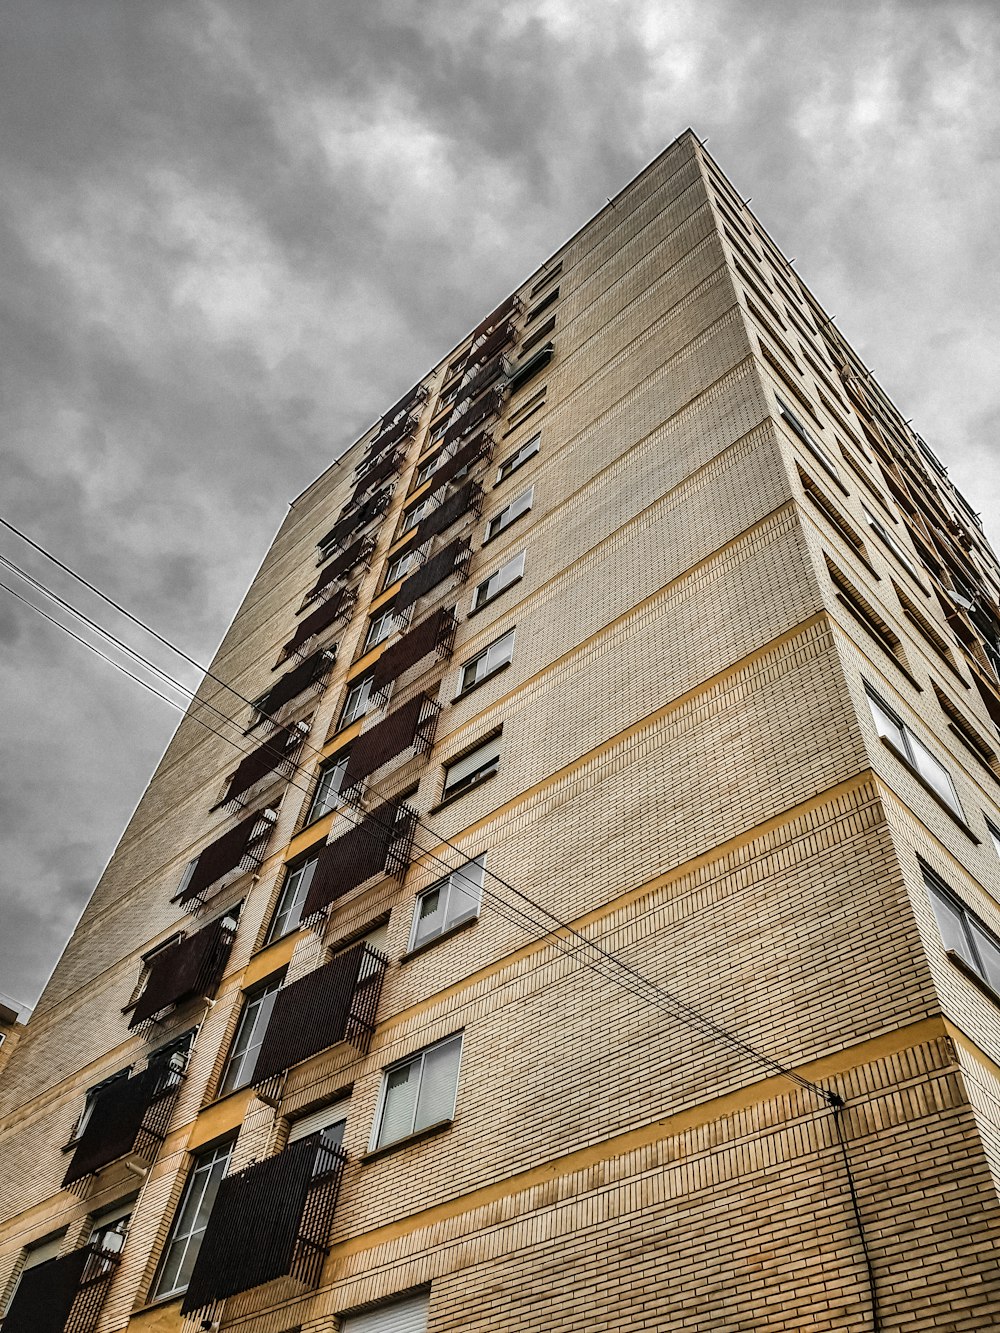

[369,1033,464,1152]
[485,487,534,543]
[457,630,515,695]
[775,394,840,484]
[385,551,414,587]
[442,734,502,801]
[924,865,1000,993]
[472,551,525,611]
[152,1139,234,1301]
[414,455,440,487]
[865,685,964,818]
[365,607,401,652]
[340,675,374,728]
[267,860,318,943]
[401,498,430,534]
[496,433,540,483]
[306,754,350,826]
[409,856,486,952]
[219,976,283,1094]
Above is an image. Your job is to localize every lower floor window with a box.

[371,1033,463,1150]
[152,1139,233,1300]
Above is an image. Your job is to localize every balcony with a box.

[2,1238,122,1333]
[180,1130,348,1316]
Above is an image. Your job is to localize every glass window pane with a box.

[377,1062,420,1147]
[867,694,906,752]
[414,1036,462,1131]
[909,735,963,814]
[928,887,975,965]
[444,736,501,792]
[448,856,485,925]
[969,922,1000,992]
[308,758,348,823]
[154,1142,232,1298]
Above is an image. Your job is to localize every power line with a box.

[0,517,832,1103]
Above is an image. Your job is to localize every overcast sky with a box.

[1,0,998,1012]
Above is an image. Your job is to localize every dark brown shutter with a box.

[372,607,455,692]
[316,489,389,554]
[281,587,350,659]
[307,533,372,599]
[443,388,503,447]
[453,350,506,408]
[1,1247,92,1333]
[343,694,430,788]
[251,944,384,1085]
[468,293,519,343]
[347,449,402,506]
[302,801,416,918]
[424,433,492,498]
[366,412,415,454]
[395,539,470,614]
[222,727,305,804]
[253,649,333,720]
[377,381,427,433]
[180,1134,347,1313]
[128,918,235,1029]
[62,1067,161,1186]
[179,808,276,903]
[413,482,480,546]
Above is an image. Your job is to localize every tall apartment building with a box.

[3,128,1000,1333]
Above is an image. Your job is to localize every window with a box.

[339,674,374,729]
[505,387,545,432]
[287,1097,350,1147]
[775,394,841,486]
[152,1140,234,1300]
[385,551,414,588]
[458,630,515,695]
[497,435,540,483]
[862,506,922,583]
[924,865,1000,995]
[986,816,1000,859]
[306,754,349,826]
[520,315,556,356]
[409,856,485,951]
[365,607,401,652]
[219,976,283,1094]
[267,860,318,943]
[88,1206,132,1257]
[3,1232,67,1315]
[370,1033,463,1151]
[401,499,430,535]
[69,1069,131,1144]
[525,287,559,323]
[865,685,964,819]
[472,552,525,611]
[442,734,501,802]
[340,1290,430,1333]
[414,456,439,487]
[485,488,533,543]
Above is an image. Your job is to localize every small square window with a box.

[442,734,502,802]
[409,856,486,951]
[401,499,430,535]
[485,487,533,543]
[458,630,515,695]
[414,456,439,487]
[472,552,525,611]
[497,435,540,484]
[370,1033,463,1151]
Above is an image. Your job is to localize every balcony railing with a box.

[180,1132,348,1315]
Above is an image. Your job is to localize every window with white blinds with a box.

[340,1289,430,1333]
[287,1096,351,1145]
[370,1034,463,1151]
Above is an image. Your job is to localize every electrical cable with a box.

[1,524,879,1325]
[0,518,832,1102]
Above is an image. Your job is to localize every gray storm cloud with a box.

[1,0,998,1006]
